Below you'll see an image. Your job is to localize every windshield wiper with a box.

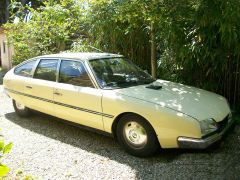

[103,81,138,88]
[103,79,155,89]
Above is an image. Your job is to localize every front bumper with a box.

[177,115,234,149]
[3,87,10,98]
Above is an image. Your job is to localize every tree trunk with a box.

[5,0,10,22]
[150,22,157,79]
[0,0,10,24]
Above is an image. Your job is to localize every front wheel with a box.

[13,100,31,117]
[116,114,159,157]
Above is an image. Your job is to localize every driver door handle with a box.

[26,86,32,89]
[53,92,62,96]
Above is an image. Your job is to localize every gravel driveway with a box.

[0,85,240,179]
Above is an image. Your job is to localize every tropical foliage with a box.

[4,0,240,111]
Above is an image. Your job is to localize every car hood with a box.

[115,79,230,122]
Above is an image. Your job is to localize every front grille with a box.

[217,114,230,132]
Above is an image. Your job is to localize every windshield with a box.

[89,57,155,89]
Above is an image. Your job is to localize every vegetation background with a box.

[1,0,240,112]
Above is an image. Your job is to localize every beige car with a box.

[3,53,234,157]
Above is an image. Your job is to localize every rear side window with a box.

[34,59,58,81]
[14,60,37,77]
[59,60,94,88]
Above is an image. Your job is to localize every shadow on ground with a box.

[4,112,240,179]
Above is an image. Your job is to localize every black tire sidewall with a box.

[13,100,31,117]
[116,114,159,157]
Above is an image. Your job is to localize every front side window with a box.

[59,60,94,88]
[34,59,58,81]
[14,60,37,77]
[89,57,154,89]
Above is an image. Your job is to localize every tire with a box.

[116,114,159,157]
[12,99,31,117]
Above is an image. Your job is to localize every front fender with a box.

[102,90,201,148]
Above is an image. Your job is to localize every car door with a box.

[4,59,37,105]
[53,59,104,130]
[24,59,59,116]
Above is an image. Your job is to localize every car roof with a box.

[37,52,123,61]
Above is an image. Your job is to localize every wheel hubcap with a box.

[16,101,25,110]
[123,121,147,148]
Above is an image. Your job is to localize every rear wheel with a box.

[116,114,159,157]
[13,100,31,117]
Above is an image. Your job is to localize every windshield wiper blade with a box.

[146,84,162,90]
[138,79,156,85]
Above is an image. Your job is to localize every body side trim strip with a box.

[5,88,114,118]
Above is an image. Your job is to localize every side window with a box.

[34,59,58,82]
[14,60,37,77]
[59,60,94,88]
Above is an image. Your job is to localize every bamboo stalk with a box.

[233,56,239,108]
[150,22,157,78]
[228,56,231,104]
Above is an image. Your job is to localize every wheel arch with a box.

[111,112,158,141]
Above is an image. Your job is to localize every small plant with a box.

[0,132,12,178]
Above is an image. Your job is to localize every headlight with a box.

[199,118,218,136]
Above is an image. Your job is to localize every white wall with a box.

[0,32,13,70]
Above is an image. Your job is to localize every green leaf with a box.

[3,143,12,154]
[0,141,4,152]
[0,164,10,177]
